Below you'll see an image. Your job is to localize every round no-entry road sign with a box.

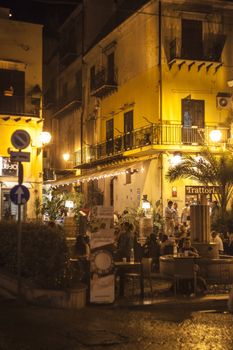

[11,130,31,150]
[10,185,30,205]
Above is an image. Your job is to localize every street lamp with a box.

[39,131,52,145]
[209,129,222,143]
[63,153,70,162]
[37,131,51,155]
[170,153,182,166]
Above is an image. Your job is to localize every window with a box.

[182,19,203,60]
[90,65,95,91]
[75,70,82,100]
[106,119,114,155]
[62,82,68,100]
[107,52,115,84]
[124,110,133,150]
[182,98,205,144]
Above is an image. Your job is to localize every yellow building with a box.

[73,0,233,213]
[45,0,233,214]
[0,8,43,220]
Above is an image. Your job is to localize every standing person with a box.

[210,230,224,254]
[117,221,134,261]
[181,203,190,227]
[226,233,233,256]
[164,200,175,236]
[143,233,161,271]
[210,201,220,223]
[173,202,179,227]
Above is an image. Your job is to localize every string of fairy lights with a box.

[50,166,145,188]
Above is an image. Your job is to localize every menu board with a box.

[89,207,115,304]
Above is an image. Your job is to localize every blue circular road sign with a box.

[11,130,31,150]
[10,185,30,205]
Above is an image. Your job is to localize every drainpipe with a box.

[80,1,85,165]
[158,0,164,210]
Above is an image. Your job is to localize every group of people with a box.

[164,201,191,236]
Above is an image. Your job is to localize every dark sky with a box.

[0,0,80,25]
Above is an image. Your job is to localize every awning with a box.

[47,160,144,187]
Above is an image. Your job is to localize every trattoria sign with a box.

[185,186,219,195]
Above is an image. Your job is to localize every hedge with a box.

[0,222,73,290]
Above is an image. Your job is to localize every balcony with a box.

[74,124,230,168]
[168,34,226,71]
[0,95,40,117]
[90,68,117,99]
[55,89,82,117]
[59,42,81,68]
[43,168,56,182]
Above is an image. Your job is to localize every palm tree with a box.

[166,148,233,218]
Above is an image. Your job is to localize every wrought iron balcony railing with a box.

[169,34,226,63]
[74,124,230,167]
[0,95,40,117]
[90,67,117,98]
[56,88,82,113]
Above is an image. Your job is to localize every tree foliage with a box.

[166,148,233,217]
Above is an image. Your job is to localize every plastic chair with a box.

[173,259,197,296]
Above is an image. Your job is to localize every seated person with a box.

[160,234,173,255]
[179,238,199,257]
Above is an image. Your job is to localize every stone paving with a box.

[0,292,232,350]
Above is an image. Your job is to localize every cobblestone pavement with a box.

[0,295,232,350]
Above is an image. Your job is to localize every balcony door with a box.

[124,110,133,150]
[182,99,205,144]
[182,19,203,60]
[106,118,114,155]
[107,52,115,84]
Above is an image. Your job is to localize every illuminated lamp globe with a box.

[210,130,222,142]
[39,131,51,145]
[63,153,70,161]
[170,154,182,166]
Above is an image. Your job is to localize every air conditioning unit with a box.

[216,93,232,109]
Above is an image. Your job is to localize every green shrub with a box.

[0,222,73,290]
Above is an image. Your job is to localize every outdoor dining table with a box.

[114,261,144,298]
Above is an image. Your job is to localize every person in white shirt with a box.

[164,200,175,236]
[210,230,224,254]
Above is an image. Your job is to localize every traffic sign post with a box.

[10,130,31,297]
[10,151,30,163]
[10,185,30,205]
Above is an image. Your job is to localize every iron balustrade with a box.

[0,95,40,117]
[74,124,230,166]
[169,34,226,62]
[90,67,117,98]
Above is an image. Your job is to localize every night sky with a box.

[0,0,80,25]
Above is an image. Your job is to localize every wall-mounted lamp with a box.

[63,153,70,162]
[39,131,52,145]
[170,153,182,166]
[209,129,222,142]
[37,131,51,155]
